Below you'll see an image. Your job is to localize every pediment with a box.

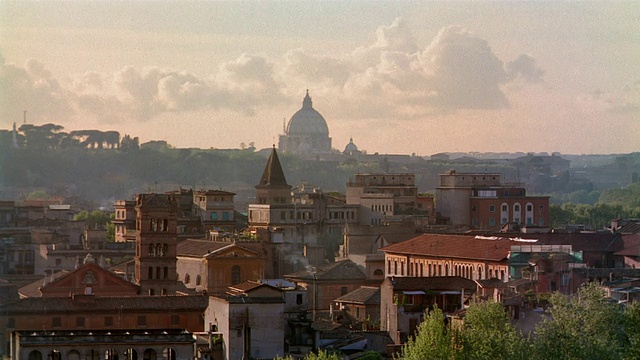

[205,244,261,259]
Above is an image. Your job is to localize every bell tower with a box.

[255,146,292,205]
[134,193,179,295]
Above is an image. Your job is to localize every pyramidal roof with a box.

[257,146,290,188]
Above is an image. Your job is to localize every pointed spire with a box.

[258,146,289,187]
[302,89,313,109]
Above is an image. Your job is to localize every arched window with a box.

[164,267,168,279]
[445,263,449,276]
[123,349,138,360]
[231,265,241,285]
[85,350,99,360]
[28,351,43,360]
[68,350,81,360]
[478,266,483,279]
[156,266,161,279]
[148,244,155,256]
[148,267,153,280]
[373,269,384,276]
[163,348,176,360]
[163,243,168,256]
[105,349,119,360]
[196,274,202,286]
[185,273,191,284]
[143,348,157,360]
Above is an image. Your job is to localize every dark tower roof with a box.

[257,146,290,188]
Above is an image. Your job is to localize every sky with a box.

[0,1,638,156]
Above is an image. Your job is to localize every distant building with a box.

[248,147,359,254]
[177,238,265,295]
[380,276,476,344]
[380,234,513,282]
[134,193,181,296]
[205,281,286,360]
[346,173,434,226]
[436,170,549,231]
[278,90,332,155]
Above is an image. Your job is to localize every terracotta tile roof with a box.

[229,280,264,292]
[618,222,640,234]
[19,270,70,298]
[476,278,509,289]
[380,234,511,262]
[177,239,238,257]
[335,286,380,305]
[385,276,477,292]
[0,294,208,314]
[531,232,621,252]
[285,260,366,281]
[616,234,640,257]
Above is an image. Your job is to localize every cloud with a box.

[0,19,546,127]
[507,54,545,83]
[0,59,74,123]
[418,26,510,110]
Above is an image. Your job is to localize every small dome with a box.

[343,138,361,155]
[286,90,329,135]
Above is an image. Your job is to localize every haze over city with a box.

[1,1,638,155]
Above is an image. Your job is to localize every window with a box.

[539,205,544,213]
[374,269,384,276]
[164,267,168,279]
[514,204,520,211]
[489,205,496,212]
[296,294,303,305]
[231,265,241,285]
[196,275,201,286]
[471,205,477,212]
[138,315,147,326]
[185,273,190,284]
[76,316,85,327]
[222,212,229,220]
[105,316,114,327]
[404,294,415,305]
[501,205,508,212]
[52,317,61,327]
[489,218,496,226]
[539,218,545,226]
[210,212,218,220]
[527,204,533,211]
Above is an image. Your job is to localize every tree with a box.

[399,306,457,360]
[74,210,112,229]
[533,282,625,360]
[461,301,530,360]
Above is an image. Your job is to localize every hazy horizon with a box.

[1,1,638,156]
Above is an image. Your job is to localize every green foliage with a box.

[26,190,51,200]
[622,302,640,360]
[533,283,625,360]
[461,301,530,360]
[358,350,383,360]
[74,210,112,229]
[399,306,456,360]
[274,350,341,360]
[549,202,640,229]
[599,182,640,209]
